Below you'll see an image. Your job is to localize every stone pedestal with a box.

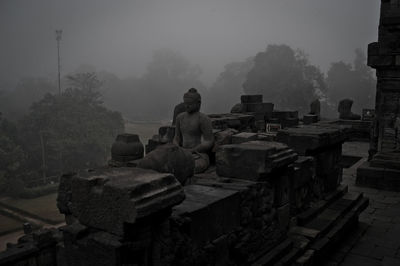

[58,168,185,266]
[276,125,346,194]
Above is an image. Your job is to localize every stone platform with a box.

[357,161,400,192]
[317,141,400,265]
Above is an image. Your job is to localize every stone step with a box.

[249,190,366,266]
[251,190,368,265]
[293,194,369,265]
[250,239,293,266]
[297,185,348,226]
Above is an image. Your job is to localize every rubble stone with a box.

[69,167,185,236]
[216,140,297,181]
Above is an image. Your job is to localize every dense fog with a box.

[0,0,380,189]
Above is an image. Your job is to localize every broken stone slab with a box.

[276,125,346,155]
[69,167,185,236]
[216,140,298,181]
[212,128,238,152]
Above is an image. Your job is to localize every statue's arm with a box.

[173,115,182,146]
[194,115,214,153]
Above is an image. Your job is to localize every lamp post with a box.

[55,29,62,95]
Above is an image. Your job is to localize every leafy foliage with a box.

[0,115,26,193]
[139,48,206,119]
[326,48,376,114]
[18,73,124,176]
[0,78,56,120]
[205,57,254,113]
[243,44,326,115]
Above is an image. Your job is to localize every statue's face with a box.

[184,97,201,113]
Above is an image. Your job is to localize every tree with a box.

[139,48,206,120]
[0,114,26,193]
[326,48,376,114]
[206,57,254,113]
[243,44,325,115]
[66,72,103,104]
[0,77,56,121]
[18,75,124,175]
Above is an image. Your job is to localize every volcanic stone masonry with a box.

[356,0,400,191]
[6,117,374,266]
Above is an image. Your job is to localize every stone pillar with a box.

[367,0,400,155]
[356,0,400,191]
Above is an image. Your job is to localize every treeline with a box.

[0,45,376,123]
[100,45,375,119]
[0,73,124,196]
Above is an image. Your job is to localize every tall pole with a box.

[55,30,62,95]
[39,131,46,182]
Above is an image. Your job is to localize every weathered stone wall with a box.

[0,229,60,266]
[368,0,400,154]
[0,112,358,266]
[165,178,281,265]
[276,124,346,194]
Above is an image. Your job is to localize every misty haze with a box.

[2,1,397,265]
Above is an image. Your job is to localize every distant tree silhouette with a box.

[0,78,56,120]
[206,57,254,113]
[243,44,325,115]
[139,48,206,120]
[326,48,376,114]
[18,75,124,175]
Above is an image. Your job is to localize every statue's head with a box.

[183,88,201,113]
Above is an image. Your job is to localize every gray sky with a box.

[0,0,380,87]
